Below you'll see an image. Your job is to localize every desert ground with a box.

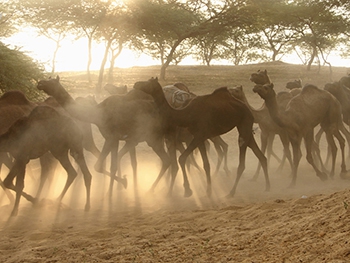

[1,63,350,262]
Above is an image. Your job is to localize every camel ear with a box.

[264,69,267,74]
[56,75,60,82]
[155,77,158,81]
[270,83,274,88]
[237,85,243,90]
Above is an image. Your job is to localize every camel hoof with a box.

[84,204,90,212]
[318,172,328,181]
[184,188,193,198]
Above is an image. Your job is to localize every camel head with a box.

[252,83,276,101]
[286,79,302,90]
[250,69,271,85]
[133,77,162,96]
[37,76,61,97]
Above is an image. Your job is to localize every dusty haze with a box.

[1,63,350,262]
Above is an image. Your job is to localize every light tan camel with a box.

[253,83,347,187]
[2,106,92,216]
[133,77,270,197]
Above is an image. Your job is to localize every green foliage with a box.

[0,42,46,101]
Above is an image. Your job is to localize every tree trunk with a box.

[87,37,93,84]
[306,46,317,71]
[159,39,182,80]
[96,40,112,94]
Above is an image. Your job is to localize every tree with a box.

[0,42,45,100]
[129,0,249,79]
[0,1,19,38]
[288,0,348,72]
[94,2,134,93]
[17,0,74,74]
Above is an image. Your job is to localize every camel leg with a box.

[332,127,347,177]
[94,140,111,175]
[277,133,293,175]
[117,141,136,186]
[178,137,202,197]
[0,178,14,204]
[198,141,212,197]
[304,131,328,182]
[323,130,338,179]
[289,137,302,188]
[148,139,173,195]
[228,137,248,197]
[35,153,58,200]
[268,134,282,164]
[71,150,92,212]
[252,130,269,181]
[339,122,350,161]
[3,160,26,217]
[53,152,78,204]
[211,136,230,176]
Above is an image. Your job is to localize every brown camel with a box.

[253,83,347,187]
[37,76,173,197]
[2,105,92,216]
[228,85,293,179]
[133,77,270,197]
[163,83,230,176]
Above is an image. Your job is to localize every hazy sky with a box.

[3,29,350,72]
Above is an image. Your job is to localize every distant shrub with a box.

[0,41,46,101]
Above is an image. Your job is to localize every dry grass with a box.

[57,61,350,107]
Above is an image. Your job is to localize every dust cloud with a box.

[1,120,349,223]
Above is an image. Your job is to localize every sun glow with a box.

[3,30,158,72]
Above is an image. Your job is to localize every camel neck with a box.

[264,95,286,128]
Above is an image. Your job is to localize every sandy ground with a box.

[1,128,350,263]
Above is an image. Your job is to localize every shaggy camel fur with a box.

[133,77,270,197]
[253,83,347,187]
[2,106,92,216]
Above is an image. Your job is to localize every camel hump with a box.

[301,84,320,93]
[29,105,61,120]
[213,87,229,94]
[0,90,31,105]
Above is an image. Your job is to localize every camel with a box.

[253,82,348,187]
[2,105,92,216]
[286,79,302,90]
[228,85,293,179]
[133,77,270,198]
[37,76,173,197]
[163,83,230,176]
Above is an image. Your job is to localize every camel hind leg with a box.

[52,151,78,205]
[3,160,27,217]
[70,149,92,211]
[178,137,204,197]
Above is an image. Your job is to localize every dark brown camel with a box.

[133,77,270,197]
[253,83,347,187]
[163,83,230,176]
[2,105,92,216]
[37,76,172,197]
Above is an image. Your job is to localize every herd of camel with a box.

[1,69,350,217]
